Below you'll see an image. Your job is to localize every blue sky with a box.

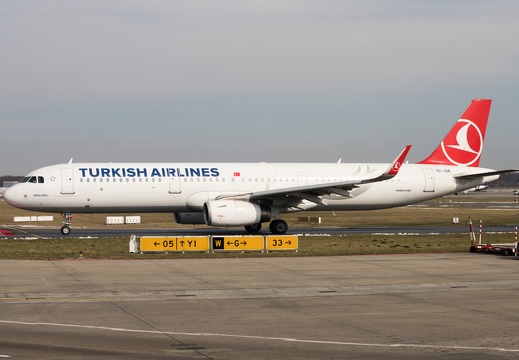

[1,1,519,175]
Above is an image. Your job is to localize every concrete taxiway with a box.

[1,254,519,359]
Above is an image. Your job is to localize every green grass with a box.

[1,197,518,260]
[0,234,497,260]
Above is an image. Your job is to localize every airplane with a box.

[4,99,517,236]
[457,184,489,194]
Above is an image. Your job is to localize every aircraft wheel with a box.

[61,225,71,236]
[245,223,262,233]
[269,219,288,235]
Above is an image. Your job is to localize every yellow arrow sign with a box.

[140,237,177,251]
[266,235,299,251]
[140,236,209,252]
[176,236,210,251]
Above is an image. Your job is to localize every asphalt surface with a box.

[1,254,519,359]
[2,193,519,359]
[0,223,516,239]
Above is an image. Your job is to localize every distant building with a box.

[0,181,17,197]
[2,181,18,187]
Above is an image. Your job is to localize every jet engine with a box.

[173,212,206,224]
[203,200,271,226]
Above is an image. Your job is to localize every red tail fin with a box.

[418,99,491,167]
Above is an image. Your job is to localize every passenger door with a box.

[422,168,435,192]
[61,168,75,194]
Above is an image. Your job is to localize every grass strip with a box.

[2,233,513,260]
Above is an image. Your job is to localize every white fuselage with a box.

[4,162,497,214]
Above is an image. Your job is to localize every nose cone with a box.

[3,186,21,208]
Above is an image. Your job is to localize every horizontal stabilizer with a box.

[455,169,519,180]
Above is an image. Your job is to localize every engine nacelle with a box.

[173,212,206,224]
[203,200,271,226]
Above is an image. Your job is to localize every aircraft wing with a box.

[217,145,411,206]
[455,169,519,180]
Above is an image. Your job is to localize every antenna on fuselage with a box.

[68,158,73,164]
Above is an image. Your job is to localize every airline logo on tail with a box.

[441,119,483,166]
[418,99,491,167]
[387,145,411,176]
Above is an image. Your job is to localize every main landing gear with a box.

[60,213,72,236]
[244,219,288,235]
[269,219,288,234]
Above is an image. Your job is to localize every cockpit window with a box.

[21,176,44,183]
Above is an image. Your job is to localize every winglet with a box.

[361,145,411,185]
[387,145,412,176]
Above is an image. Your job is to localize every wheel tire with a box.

[245,223,262,233]
[269,220,288,235]
[61,225,71,236]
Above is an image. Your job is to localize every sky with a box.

[1,0,519,175]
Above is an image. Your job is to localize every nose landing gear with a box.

[60,213,72,236]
